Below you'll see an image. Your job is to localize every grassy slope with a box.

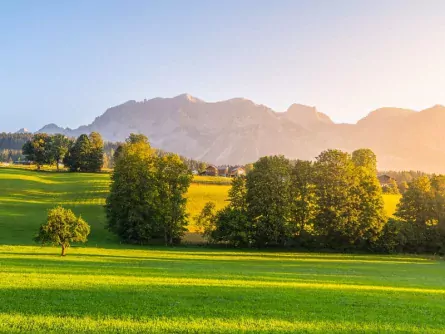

[0,246,444,333]
[0,168,229,245]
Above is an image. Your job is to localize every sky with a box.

[1,0,445,132]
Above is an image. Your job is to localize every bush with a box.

[374,218,445,254]
[211,207,250,247]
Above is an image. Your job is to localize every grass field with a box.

[1,168,444,333]
[0,246,444,333]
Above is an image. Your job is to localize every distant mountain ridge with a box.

[35,94,445,173]
[15,128,30,134]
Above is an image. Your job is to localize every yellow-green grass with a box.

[186,183,230,231]
[0,245,444,333]
[383,194,402,217]
[192,175,233,185]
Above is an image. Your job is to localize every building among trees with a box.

[378,174,395,187]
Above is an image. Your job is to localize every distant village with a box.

[198,166,396,189]
[195,165,246,177]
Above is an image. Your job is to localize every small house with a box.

[230,167,245,177]
[205,165,218,176]
[377,174,395,187]
[218,166,229,177]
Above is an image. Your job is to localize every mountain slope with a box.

[36,95,445,172]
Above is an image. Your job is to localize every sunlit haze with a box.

[1,0,445,131]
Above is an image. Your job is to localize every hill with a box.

[35,94,445,172]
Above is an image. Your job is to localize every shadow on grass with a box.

[0,251,436,269]
[1,255,444,291]
[0,283,444,330]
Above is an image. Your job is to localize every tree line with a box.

[22,133,105,172]
[0,133,33,163]
[0,132,33,150]
[0,149,22,163]
[194,149,445,253]
[18,132,208,171]
[104,141,445,253]
[380,175,445,253]
[196,149,387,250]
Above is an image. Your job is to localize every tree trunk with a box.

[164,229,168,246]
[56,161,59,171]
[61,245,67,256]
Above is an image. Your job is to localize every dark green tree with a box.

[395,176,432,225]
[106,134,192,245]
[211,175,251,246]
[22,133,54,170]
[211,206,250,247]
[87,132,104,172]
[313,150,360,248]
[65,134,91,172]
[112,144,124,166]
[352,166,387,245]
[290,160,317,238]
[246,155,292,247]
[106,135,158,243]
[51,134,72,171]
[156,154,192,245]
[228,176,247,212]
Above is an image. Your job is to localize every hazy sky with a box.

[1,0,445,132]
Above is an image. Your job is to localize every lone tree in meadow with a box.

[35,206,90,256]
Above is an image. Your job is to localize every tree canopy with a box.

[64,133,104,172]
[106,134,192,245]
[200,149,387,251]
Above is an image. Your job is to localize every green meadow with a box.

[1,167,443,333]
[0,246,444,333]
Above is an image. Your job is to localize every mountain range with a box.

[35,94,445,172]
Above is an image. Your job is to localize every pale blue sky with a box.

[1,0,445,131]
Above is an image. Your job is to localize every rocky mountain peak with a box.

[15,128,30,134]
